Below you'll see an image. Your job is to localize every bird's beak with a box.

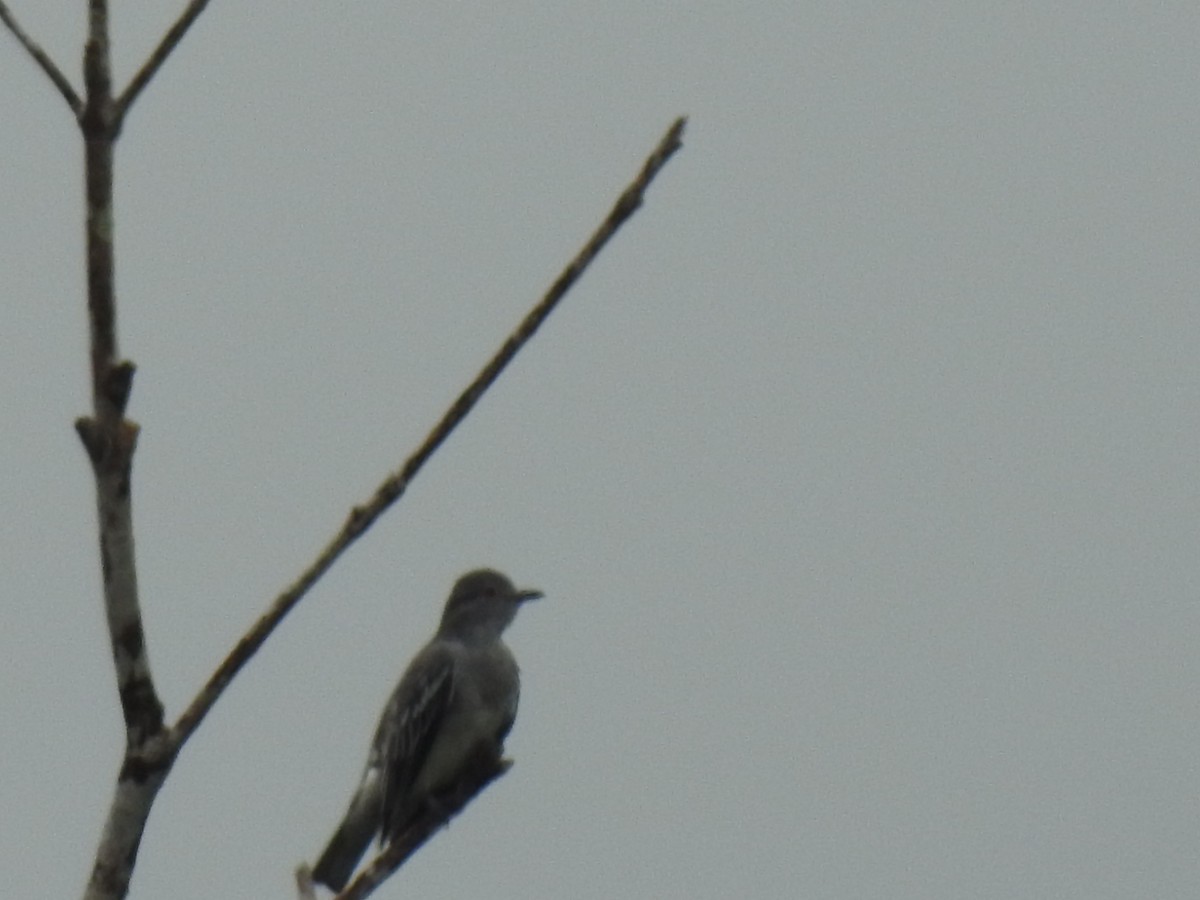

[516,588,544,603]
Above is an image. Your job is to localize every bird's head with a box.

[437,568,543,642]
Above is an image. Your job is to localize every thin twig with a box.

[0,1,83,114]
[115,0,212,120]
[171,116,687,748]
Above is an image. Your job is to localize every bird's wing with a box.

[373,641,456,843]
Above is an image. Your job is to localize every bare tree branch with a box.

[115,0,213,121]
[0,0,83,114]
[76,5,171,898]
[171,116,688,749]
[35,5,682,900]
[82,731,176,900]
[79,1,158,739]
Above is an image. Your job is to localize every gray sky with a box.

[2,2,1198,898]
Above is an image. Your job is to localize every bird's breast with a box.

[411,643,520,794]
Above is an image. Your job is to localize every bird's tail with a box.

[311,774,382,892]
[311,815,375,892]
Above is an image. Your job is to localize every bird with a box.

[310,568,543,892]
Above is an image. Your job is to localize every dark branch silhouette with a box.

[5,2,684,897]
[116,0,213,119]
[0,1,83,114]
[173,115,687,748]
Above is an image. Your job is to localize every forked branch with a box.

[8,0,686,897]
[173,116,688,749]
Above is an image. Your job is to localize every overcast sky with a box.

[2,3,1198,898]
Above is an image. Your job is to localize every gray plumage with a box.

[311,569,542,892]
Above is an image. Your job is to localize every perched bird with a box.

[311,569,543,892]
